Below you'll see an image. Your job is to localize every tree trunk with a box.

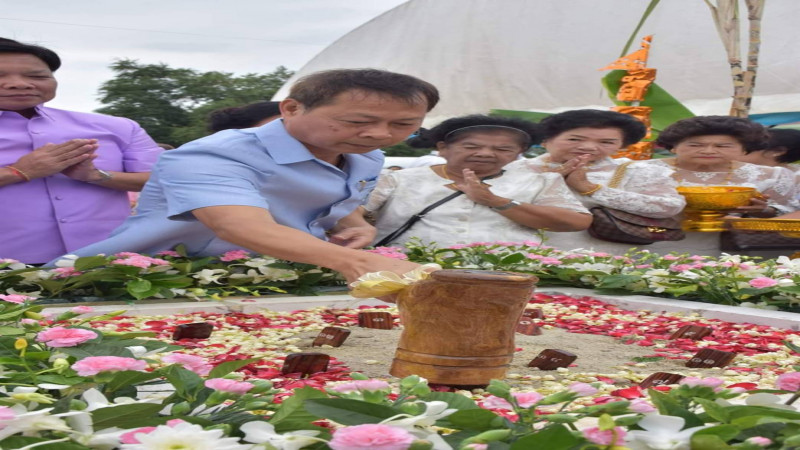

[704,0,745,117]
[740,0,765,118]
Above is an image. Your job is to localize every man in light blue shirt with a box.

[60,69,439,283]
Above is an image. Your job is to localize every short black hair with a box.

[407,114,542,149]
[207,101,282,132]
[538,109,647,147]
[656,115,769,152]
[0,38,61,71]
[287,68,439,112]
[765,128,800,163]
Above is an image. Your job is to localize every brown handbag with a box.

[719,230,800,251]
[587,162,686,245]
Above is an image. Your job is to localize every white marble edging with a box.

[41,289,800,330]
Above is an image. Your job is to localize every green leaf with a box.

[692,424,739,442]
[0,436,89,450]
[510,424,578,450]
[0,326,25,335]
[162,365,205,400]
[303,398,399,426]
[694,397,730,423]
[690,434,734,450]
[499,253,526,265]
[91,403,165,428]
[268,386,329,432]
[648,389,705,428]
[446,409,501,431]
[105,370,163,393]
[74,255,110,271]
[423,391,480,410]
[207,358,259,379]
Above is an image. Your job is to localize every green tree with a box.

[96,59,293,145]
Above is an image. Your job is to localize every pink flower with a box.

[662,255,681,260]
[512,391,543,408]
[120,419,185,444]
[482,395,513,410]
[669,264,694,272]
[0,294,34,304]
[156,250,181,257]
[590,252,610,257]
[0,406,15,420]
[332,379,391,393]
[37,327,98,347]
[629,399,656,413]
[568,382,598,396]
[162,353,213,376]
[120,426,157,444]
[111,255,170,268]
[329,424,415,450]
[204,378,254,394]
[464,444,488,450]
[749,277,779,289]
[540,257,563,265]
[71,356,147,376]
[746,437,773,447]
[680,377,725,389]
[635,264,653,269]
[582,426,627,446]
[776,372,800,392]
[52,267,83,278]
[71,306,94,314]
[114,252,143,258]
[20,318,38,325]
[220,249,251,262]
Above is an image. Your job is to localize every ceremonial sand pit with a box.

[295,325,698,388]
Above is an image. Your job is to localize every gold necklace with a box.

[669,159,735,184]
[438,164,452,181]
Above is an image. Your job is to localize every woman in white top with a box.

[506,110,686,254]
[732,128,800,173]
[365,115,592,248]
[641,116,800,256]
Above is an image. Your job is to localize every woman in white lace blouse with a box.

[506,109,686,254]
[641,116,800,256]
[365,115,592,248]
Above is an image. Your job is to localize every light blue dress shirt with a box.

[60,119,383,260]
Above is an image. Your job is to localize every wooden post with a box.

[281,352,330,376]
[358,311,394,329]
[312,327,351,347]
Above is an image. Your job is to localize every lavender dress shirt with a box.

[0,106,162,264]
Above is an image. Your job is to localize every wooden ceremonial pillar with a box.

[390,269,537,386]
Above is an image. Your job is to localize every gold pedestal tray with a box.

[726,218,800,238]
[677,186,756,232]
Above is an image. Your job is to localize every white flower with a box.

[81,388,161,412]
[192,269,228,285]
[379,401,457,450]
[0,406,82,440]
[119,421,251,449]
[126,345,168,358]
[627,415,709,450]
[240,421,321,450]
[54,254,80,268]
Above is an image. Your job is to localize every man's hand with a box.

[328,225,377,249]
[61,155,105,182]
[13,139,99,179]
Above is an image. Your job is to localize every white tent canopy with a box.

[273,0,800,124]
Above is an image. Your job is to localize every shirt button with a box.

[54,196,63,200]
[458,217,468,222]
[59,218,68,223]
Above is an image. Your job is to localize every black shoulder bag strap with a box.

[373,190,465,247]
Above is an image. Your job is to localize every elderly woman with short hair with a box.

[365,115,592,248]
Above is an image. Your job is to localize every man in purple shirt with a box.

[0,38,162,264]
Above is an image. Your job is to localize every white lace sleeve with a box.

[530,172,590,213]
[364,173,398,213]
[590,162,686,217]
[761,166,800,213]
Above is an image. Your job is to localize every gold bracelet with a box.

[578,184,602,196]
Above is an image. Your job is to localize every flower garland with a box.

[3,243,800,311]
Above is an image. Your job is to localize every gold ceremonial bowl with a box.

[676,186,757,210]
[727,218,800,238]
[676,186,756,232]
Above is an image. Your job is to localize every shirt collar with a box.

[253,119,317,165]
[0,104,52,120]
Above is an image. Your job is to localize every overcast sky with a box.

[1,0,408,112]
